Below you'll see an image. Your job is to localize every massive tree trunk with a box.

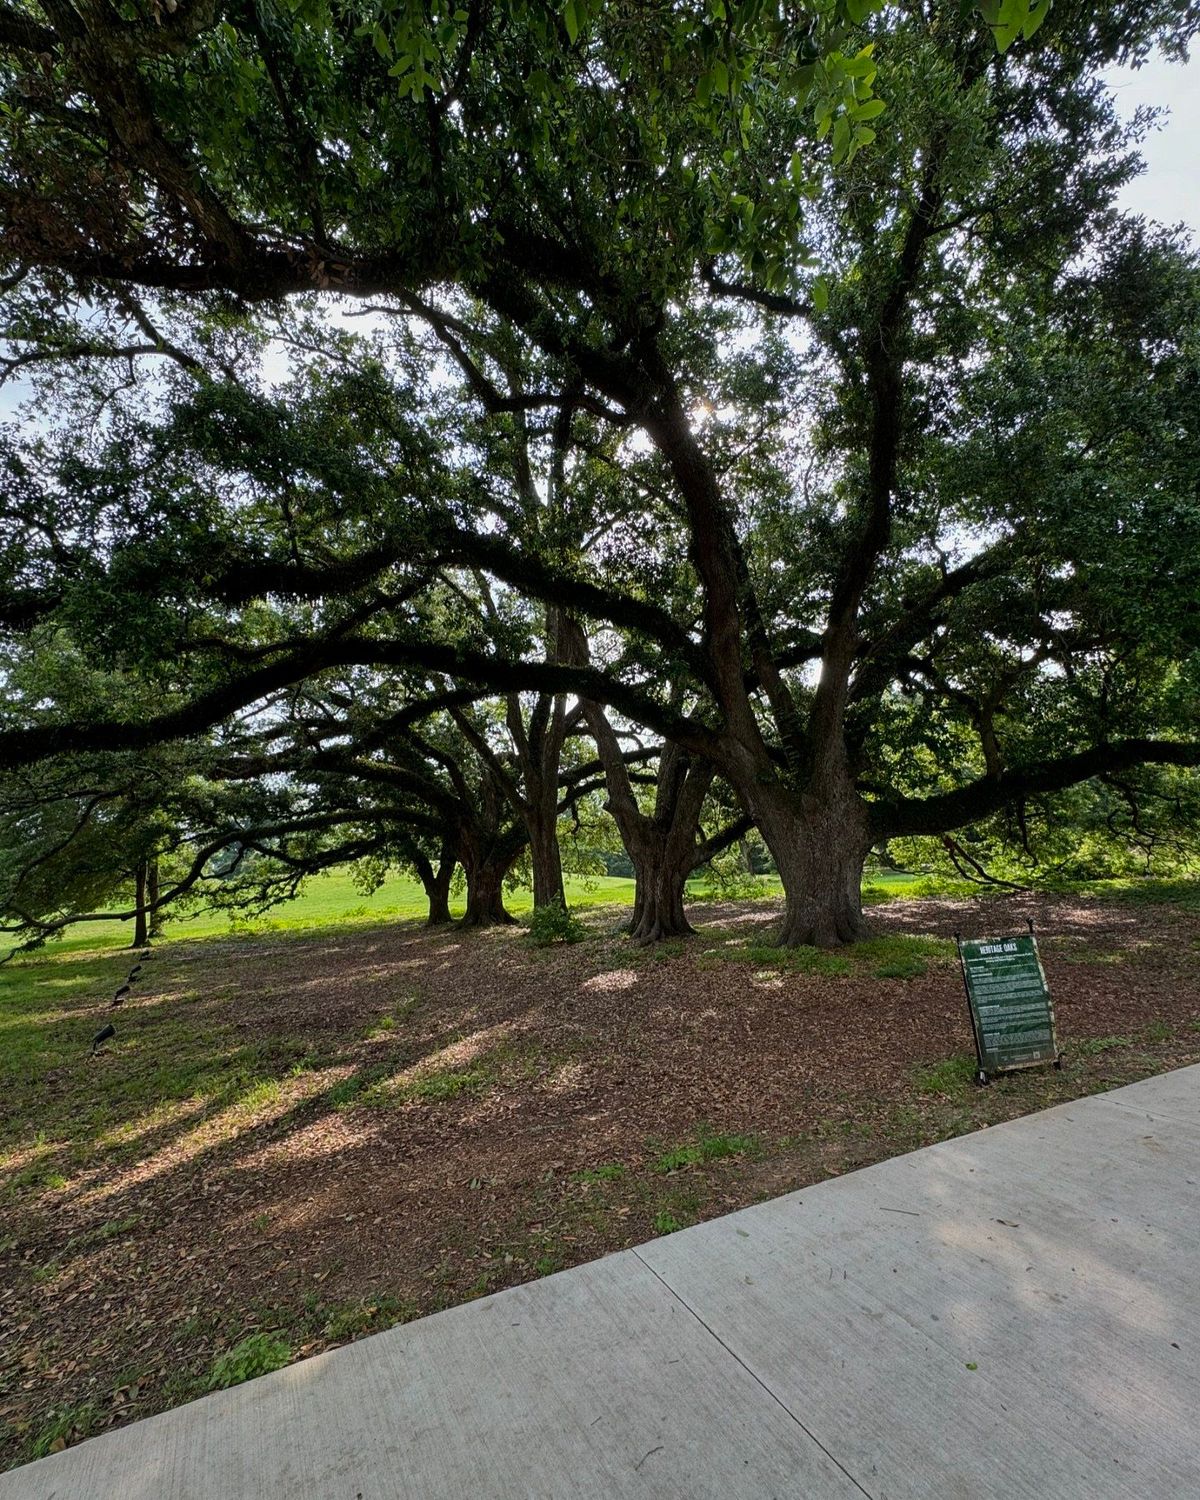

[622,746,714,943]
[573,676,704,941]
[567,625,750,944]
[425,863,454,926]
[452,762,526,928]
[752,780,870,948]
[450,690,568,912]
[460,847,518,927]
[625,828,695,944]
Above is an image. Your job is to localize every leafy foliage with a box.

[527,901,587,946]
[207,1333,292,1391]
[0,0,1197,948]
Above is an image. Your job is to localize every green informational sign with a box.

[957,932,1060,1079]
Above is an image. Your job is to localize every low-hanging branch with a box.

[0,636,720,770]
[1,808,388,952]
[873,739,1200,839]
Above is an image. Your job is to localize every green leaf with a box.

[832,113,851,164]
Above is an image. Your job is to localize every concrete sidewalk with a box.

[5,1067,1198,1499]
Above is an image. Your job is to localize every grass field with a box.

[20,867,929,959]
[20,870,640,957]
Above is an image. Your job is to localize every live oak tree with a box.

[2,0,1198,946]
[565,617,753,942]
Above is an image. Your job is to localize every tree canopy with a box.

[1,0,1198,951]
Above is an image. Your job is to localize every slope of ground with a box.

[2,885,1198,1468]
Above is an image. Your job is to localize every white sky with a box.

[1104,49,1200,238]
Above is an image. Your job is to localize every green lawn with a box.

[15,870,640,958]
[17,865,933,961]
[13,869,802,960]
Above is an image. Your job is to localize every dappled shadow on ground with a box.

[2,889,1199,1467]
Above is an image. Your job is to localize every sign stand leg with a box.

[955,932,992,1087]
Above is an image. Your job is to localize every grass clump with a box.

[1088,876,1200,911]
[28,1402,100,1460]
[1074,1035,1132,1057]
[207,1332,292,1391]
[397,1060,496,1103]
[856,934,954,980]
[913,1055,977,1096]
[232,1077,283,1114]
[333,1049,505,1109]
[364,993,422,1039]
[318,1295,415,1343]
[327,1063,392,1109]
[738,942,853,976]
[874,957,927,980]
[654,1126,759,1174]
[573,1163,626,1185]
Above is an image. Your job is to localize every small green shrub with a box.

[653,1210,685,1234]
[527,903,586,946]
[207,1332,292,1391]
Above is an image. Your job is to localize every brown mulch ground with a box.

[2,890,1199,1468]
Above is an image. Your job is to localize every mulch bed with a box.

[2,889,1198,1467]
